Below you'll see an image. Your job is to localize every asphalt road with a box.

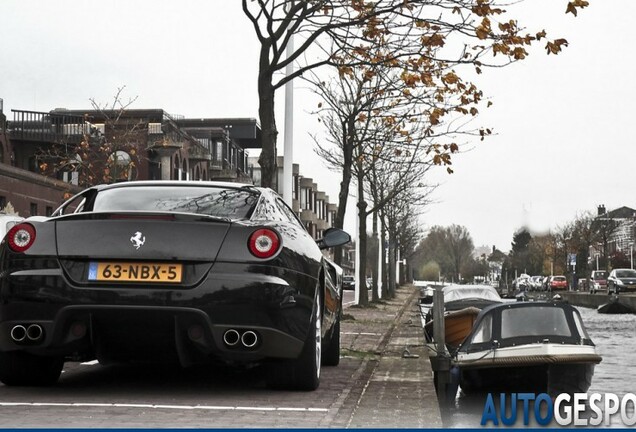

[0,286,439,429]
[0,359,364,428]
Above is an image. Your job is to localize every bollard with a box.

[430,286,454,408]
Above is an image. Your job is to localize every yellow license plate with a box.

[88,262,183,283]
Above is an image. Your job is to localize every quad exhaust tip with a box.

[10,325,27,342]
[241,330,258,348]
[26,324,43,341]
[222,329,241,346]
[222,329,259,349]
[10,324,44,343]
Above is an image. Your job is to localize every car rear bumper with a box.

[0,262,316,364]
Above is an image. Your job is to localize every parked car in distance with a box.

[589,270,609,294]
[542,276,550,291]
[0,181,351,391]
[549,275,569,291]
[530,276,544,291]
[607,268,636,294]
[513,274,531,291]
[342,275,355,290]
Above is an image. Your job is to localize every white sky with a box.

[1,0,634,253]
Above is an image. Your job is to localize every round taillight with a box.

[7,223,36,253]
[248,229,280,259]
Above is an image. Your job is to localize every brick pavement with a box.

[328,284,443,428]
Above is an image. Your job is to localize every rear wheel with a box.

[268,294,321,391]
[0,351,64,386]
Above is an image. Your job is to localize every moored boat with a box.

[424,284,502,352]
[454,301,602,396]
[597,295,634,314]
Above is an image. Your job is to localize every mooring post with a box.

[431,285,452,407]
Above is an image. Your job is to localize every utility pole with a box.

[282,29,294,203]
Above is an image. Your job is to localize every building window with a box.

[301,188,313,211]
[30,203,38,216]
[0,196,6,210]
[108,151,134,181]
[46,206,53,216]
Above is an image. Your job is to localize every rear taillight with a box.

[7,223,36,253]
[248,229,280,259]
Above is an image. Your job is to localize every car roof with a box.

[91,180,263,192]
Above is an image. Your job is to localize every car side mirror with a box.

[316,228,351,250]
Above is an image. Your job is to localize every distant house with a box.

[0,101,259,217]
[594,204,636,257]
[1,99,341,245]
[589,205,636,261]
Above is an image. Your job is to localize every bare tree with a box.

[242,0,587,188]
[37,87,145,188]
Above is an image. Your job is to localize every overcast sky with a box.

[1,0,634,253]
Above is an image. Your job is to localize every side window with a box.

[471,314,492,344]
[251,194,283,221]
[276,198,304,229]
[53,195,87,216]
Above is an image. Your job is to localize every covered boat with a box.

[597,295,634,314]
[424,284,502,352]
[454,302,602,396]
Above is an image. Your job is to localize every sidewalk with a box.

[328,284,443,428]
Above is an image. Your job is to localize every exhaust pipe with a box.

[10,325,27,342]
[223,329,240,347]
[26,324,43,341]
[241,330,258,348]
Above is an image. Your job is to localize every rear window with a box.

[553,277,566,282]
[592,271,608,280]
[616,269,636,278]
[92,186,259,219]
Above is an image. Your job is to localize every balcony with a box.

[9,109,87,144]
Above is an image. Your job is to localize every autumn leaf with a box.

[442,72,459,85]
[566,0,589,16]
[545,38,569,55]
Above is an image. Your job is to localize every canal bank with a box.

[337,284,443,427]
[559,291,636,311]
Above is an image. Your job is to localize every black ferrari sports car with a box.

[0,181,350,390]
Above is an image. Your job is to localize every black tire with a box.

[0,351,64,386]
[267,294,321,391]
[322,317,340,367]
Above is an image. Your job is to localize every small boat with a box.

[424,284,502,352]
[454,302,602,396]
[598,296,634,314]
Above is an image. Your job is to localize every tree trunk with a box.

[357,160,368,306]
[256,47,278,189]
[371,209,379,302]
[380,211,388,299]
[333,119,355,267]
[388,239,396,298]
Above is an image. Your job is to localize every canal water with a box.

[445,304,636,428]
